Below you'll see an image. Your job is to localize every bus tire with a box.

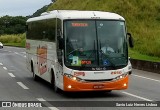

[31,61,38,81]
[106,90,112,92]
[51,69,60,93]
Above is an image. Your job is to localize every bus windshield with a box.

[64,20,127,70]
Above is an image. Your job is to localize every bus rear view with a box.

[26,10,133,92]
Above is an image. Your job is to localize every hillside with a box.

[48,0,160,60]
[31,3,52,17]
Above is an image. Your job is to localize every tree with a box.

[0,16,27,35]
[51,0,57,3]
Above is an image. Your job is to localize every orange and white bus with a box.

[26,10,134,92]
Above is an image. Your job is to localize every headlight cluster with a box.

[113,73,128,81]
[64,73,83,82]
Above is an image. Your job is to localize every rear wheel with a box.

[31,61,39,81]
[51,69,60,93]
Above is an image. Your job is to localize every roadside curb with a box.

[130,59,160,74]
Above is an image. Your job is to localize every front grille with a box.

[83,79,113,82]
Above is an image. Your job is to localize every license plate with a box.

[93,84,105,89]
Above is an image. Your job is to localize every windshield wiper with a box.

[67,48,81,56]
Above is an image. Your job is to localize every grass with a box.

[48,0,160,62]
[0,34,25,48]
[129,49,160,62]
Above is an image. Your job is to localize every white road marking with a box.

[133,74,160,83]
[37,98,46,101]
[3,67,7,70]
[0,63,3,66]
[9,51,12,52]
[8,73,15,77]
[122,92,153,101]
[17,82,29,89]
[15,52,18,54]
[13,52,26,58]
[48,107,59,110]
[37,98,59,110]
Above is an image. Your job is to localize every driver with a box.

[101,44,114,53]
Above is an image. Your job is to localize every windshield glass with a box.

[64,20,127,69]
[64,20,98,67]
[97,21,127,66]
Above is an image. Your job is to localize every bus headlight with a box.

[64,73,83,82]
[123,83,127,87]
[72,77,77,81]
[114,74,128,81]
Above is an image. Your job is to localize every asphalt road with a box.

[0,46,160,110]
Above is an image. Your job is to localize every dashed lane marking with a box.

[3,67,7,70]
[8,73,15,77]
[13,52,26,58]
[17,82,29,89]
[37,98,59,110]
[14,52,18,54]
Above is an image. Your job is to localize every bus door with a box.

[55,19,63,87]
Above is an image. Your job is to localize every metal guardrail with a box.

[130,59,160,74]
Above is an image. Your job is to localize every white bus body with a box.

[26,10,132,92]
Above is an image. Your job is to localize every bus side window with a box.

[45,19,56,41]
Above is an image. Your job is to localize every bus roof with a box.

[27,10,125,22]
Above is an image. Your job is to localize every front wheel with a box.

[106,90,112,92]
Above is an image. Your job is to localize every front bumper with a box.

[63,76,129,91]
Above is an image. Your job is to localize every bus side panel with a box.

[26,39,64,89]
[38,41,56,83]
[26,39,39,76]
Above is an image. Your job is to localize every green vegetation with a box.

[0,16,27,35]
[31,3,52,17]
[0,34,25,47]
[0,15,27,48]
[48,0,160,62]
[129,49,160,62]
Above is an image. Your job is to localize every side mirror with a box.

[58,37,64,50]
[127,33,134,48]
